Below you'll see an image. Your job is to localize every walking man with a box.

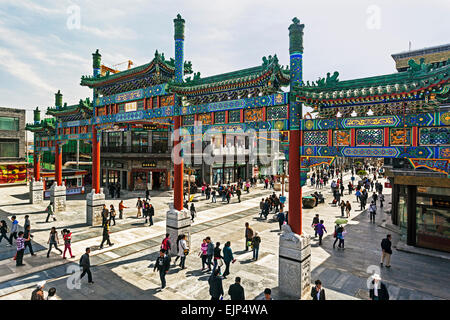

[228,277,245,300]
[208,269,224,300]
[154,249,171,289]
[222,241,235,279]
[79,248,93,284]
[206,236,214,272]
[118,200,128,219]
[148,203,155,226]
[8,215,19,245]
[277,210,285,230]
[380,234,392,268]
[251,232,261,261]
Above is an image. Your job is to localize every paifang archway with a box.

[27,16,450,234]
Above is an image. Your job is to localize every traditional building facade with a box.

[0,107,27,186]
[25,16,450,255]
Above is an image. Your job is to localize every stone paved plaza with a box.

[0,173,449,300]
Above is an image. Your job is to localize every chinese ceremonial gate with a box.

[27,15,450,299]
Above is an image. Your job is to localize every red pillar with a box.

[92,126,101,193]
[55,144,62,186]
[173,115,184,211]
[350,128,356,147]
[34,152,40,180]
[327,129,333,146]
[384,127,390,147]
[288,129,302,235]
[412,126,418,147]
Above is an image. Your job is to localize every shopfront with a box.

[395,182,450,253]
[131,163,168,191]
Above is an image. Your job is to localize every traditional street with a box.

[0,173,449,300]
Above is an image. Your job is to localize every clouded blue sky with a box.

[0,0,449,125]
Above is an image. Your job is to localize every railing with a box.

[101,145,170,154]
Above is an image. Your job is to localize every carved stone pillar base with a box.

[29,178,44,204]
[278,225,311,300]
[86,188,105,226]
[166,204,191,256]
[50,182,66,213]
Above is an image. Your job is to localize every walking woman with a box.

[62,229,75,259]
[178,234,188,269]
[174,234,183,265]
[200,238,208,271]
[0,220,8,244]
[47,227,62,258]
[190,203,196,222]
[109,205,116,226]
[222,241,235,279]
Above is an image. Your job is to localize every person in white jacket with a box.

[178,234,188,269]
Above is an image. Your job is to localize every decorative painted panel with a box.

[245,108,264,122]
[317,119,338,130]
[95,84,169,107]
[390,128,411,146]
[343,147,398,158]
[160,95,174,107]
[356,129,383,146]
[228,110,241,123]
[180,93,288,116]
[404,113,434,127]
[440,111,450,126]
[271,119,288,131]
[419,127,450,146]
[116,89,144,103]
[440,147,450,159]
[197,113,212,125]
[183,115,195,126]
[303,131,328,146]
[342,116,399,129]
[397,146,433,159]
[267,105,288,120]
[214,111,226,124]
[333,130,350,146]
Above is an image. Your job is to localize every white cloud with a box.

[0,48,56,92]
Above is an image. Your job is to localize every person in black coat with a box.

[208,269,224,300]
[154,249,171,289]
[311,279,326,300]
[79,248,93,284]
[380,234,393,268]
[228,277,245,300]
[148,204,155,226]
[369,275,389,300]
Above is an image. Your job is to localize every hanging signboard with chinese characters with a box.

[125,102,137,112]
